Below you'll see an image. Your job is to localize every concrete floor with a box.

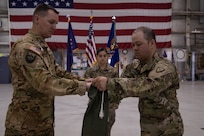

[0,81,204,136]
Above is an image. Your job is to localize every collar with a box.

[28,30,48,49]
[28,30,44,42]
[95,63,111,71]
[140,52,161,73]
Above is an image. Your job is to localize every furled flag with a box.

[67,16,78,72]
[81,86,109,136]
[163,50,167,58]
[171,49,175,63]
[107,17,119,67]
[8,0,172,49]
[86,16,97,67]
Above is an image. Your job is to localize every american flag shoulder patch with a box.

[28,46,42,56]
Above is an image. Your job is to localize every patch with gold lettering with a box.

[156,67,165,73]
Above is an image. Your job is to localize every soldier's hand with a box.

[86,82,92,91]
[85,78,93,83]
[92,76,108,91]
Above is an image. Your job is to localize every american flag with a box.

[86,16,97,67]
[8,0,172,49]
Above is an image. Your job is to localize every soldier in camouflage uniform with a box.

[5,4,91,136]
[92,26,184,136]
[84,48,119,136]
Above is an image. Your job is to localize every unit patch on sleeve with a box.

[25,51,36,63]
[156,67,165,73]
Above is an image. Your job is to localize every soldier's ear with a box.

[149,39,156,49]
[33,15,40,24]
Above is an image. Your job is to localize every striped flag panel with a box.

[8,0,172,49]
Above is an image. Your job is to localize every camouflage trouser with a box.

[107,103,119,136]
[140,112,184,136]
[4,127,54,136]
[141,131,183,136]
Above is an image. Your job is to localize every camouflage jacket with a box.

[84,64,118,78]
[5,30,86,132]
[107,53,183,135]
[84,64,119,103]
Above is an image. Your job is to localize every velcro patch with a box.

[29,46,41,55]
[156,67,165,73]
[25,51,36,63]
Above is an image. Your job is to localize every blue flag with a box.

[107,21,119,67]
[163,50,167,58]
[171,50,175,63]
[67,21,77,72]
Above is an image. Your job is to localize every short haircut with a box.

[33,3,59,17]
[97,47,108,55]
[133,26,156,43]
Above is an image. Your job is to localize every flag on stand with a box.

[67,17,78,72]
[8,0,172,49]
[163,50,167,58]
[171,50,175,63]
[107,17,119,67]
[86,16,97,67]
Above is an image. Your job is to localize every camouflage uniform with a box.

[5,30,86,136]
[107,53,184,136]
[84,64,119,136]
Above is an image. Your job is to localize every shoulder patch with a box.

[132,59,140,69]
[29,46,42,55]
[156,67,165,73]
[24,45,42,63]
[25,51,36,63]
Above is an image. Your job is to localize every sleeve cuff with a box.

[107,78,116,91]
[75,81,87,96]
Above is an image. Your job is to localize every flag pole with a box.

[112,16,117,47]
[90,10,93,26]
[66,15,71,72]
[90,10,93,17]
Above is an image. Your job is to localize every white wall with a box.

[0,0,7,8]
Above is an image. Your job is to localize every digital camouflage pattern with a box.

[107,53,184,136]
[84,64,119,136]
[5,30,87,136]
